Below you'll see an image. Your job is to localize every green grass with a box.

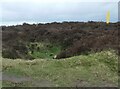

[2,50,118,87]
[27,42,61,59]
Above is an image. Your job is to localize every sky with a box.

[0,0,119,26]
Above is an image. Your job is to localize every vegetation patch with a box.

[2,50,118,87]
[27,42,61,59]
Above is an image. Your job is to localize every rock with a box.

[53,55,57,59]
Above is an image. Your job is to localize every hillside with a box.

[2,22,120,59]
[1,21,119,87]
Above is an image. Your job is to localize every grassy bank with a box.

[2,50,118,87]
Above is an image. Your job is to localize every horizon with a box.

[1,21,119,27]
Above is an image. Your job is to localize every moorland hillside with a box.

[2,22,120,59]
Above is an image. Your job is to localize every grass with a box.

[27,42,61,59]
[2,50,118,87]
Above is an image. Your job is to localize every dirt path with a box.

[2,72,31,83]
[2,72,55,87]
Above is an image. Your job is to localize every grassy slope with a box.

[2,50,118,87]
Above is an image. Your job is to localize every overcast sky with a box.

[0,0,119,26]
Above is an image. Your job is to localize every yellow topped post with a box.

[106,11,110,24]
